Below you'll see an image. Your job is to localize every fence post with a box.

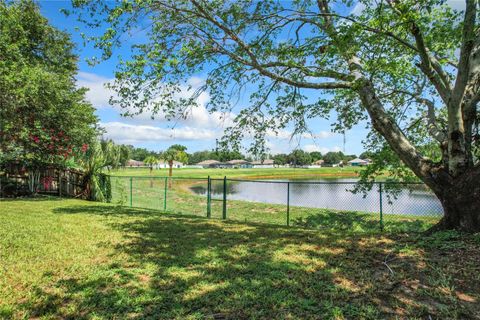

[222,176,227,219]
[287,182,290,226]
[164,177,168,211]
[129,177,133,207]
[207,176,211,218]
[379,182,384,231]
[58,173,62,197]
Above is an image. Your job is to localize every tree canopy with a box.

[72,0,480,231]
[0,0,98,169]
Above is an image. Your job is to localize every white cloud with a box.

[101,122,216,144]
[79,72,339,150]
[77,71,237,129]
[266,129,335,140]
[350,2,365,15]
[76,72,114,108]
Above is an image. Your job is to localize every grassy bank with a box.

[109,167,362,179]
[1,198,479,319]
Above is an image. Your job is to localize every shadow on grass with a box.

[0,195,66,202]
[19,204,477,319]
[55,204,165,216]
[292,210,434,233]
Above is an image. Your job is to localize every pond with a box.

[190,178,444,217]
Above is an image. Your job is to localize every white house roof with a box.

[127,159,144,166]
[227,159,249,164]
[348,158,368,164]
[158,159,184,165]
[251,159,274,165]
[197,159,221,165]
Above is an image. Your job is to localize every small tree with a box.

[309,152,323,163]
[143,156,159,173]
[288,150,312,167]
[78,140,120,201]
[273,153,288,166]
[162,146,188,187]
[143,155,159,187]
[323,152,345,166]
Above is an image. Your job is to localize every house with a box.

[226,159,252,169]
[155,160,184,169]
[197,159,223,168]
[127,159,145,167]
[251,159,275,168]
[348,158,369,166]
[306,159,324,168]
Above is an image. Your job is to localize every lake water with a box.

[190,178,444,216]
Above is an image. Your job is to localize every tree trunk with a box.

[149,166,153,188]
[168,161,173,188]
[431,167,480,232]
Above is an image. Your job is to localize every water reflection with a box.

[190,179,444,216]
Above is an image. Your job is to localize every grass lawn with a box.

[1,198,479,319]
[109,167,362,179]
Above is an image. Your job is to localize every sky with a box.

[38,1,377,156]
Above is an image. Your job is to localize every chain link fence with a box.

[109,176,444,233]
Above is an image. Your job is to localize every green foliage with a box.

[78,140,121,201]
[118,144,131,166]
[309,151,323,163]
[97,173,112,202]
[163,146,188,164]
[168,144,187,152]
[70,0,469,183]
[124,146,159,162]
[143,156,159,168]
[323,152,345,165]
[287,149,312,166]
[188,149,247,164]
[0,0,98,167]
[272,153,288,166]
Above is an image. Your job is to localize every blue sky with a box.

[38,1,372,156]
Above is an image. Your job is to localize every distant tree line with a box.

[272,150,362,166]
[119,145,370,167]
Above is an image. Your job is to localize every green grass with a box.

[1,198,479,319]
[109,167,362,179]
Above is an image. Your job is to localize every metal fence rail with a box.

[109,176,444,233]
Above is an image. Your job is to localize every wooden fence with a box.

[0,165,85,198]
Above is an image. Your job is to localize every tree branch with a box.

[189,0,352,89]
[410,24,452,103]
[445,0,477,174]
[315,1,436,187]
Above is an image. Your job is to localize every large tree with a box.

[73,0,480,231]
[288,149,312,166]
[0,0,98,174]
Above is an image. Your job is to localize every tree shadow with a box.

[19,204,480,319]
[54,204,165,216]
[292,210,379,232]
[0,195,66,202]
[292,210,434,233]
